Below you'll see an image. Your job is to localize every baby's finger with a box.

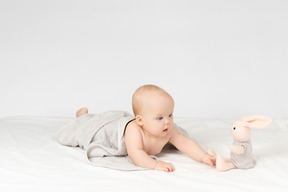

[204,158,213,167]
[168,164,175,172]
[212,158,216,165]
[209,159,216,166]
[164,166,170,172]
[171,164,175,172]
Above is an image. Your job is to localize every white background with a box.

[1,0,287,118]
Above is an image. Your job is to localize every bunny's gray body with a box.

[231,139,255,169]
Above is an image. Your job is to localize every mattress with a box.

[0,116,287,192]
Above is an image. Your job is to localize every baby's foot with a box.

[76,107,88,118]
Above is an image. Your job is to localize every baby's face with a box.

[140,94,174,138]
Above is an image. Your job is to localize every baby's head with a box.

[132,85,175,137]
[132,84,174,117]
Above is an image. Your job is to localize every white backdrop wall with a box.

[1,0,287,118]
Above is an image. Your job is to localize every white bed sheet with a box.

[0,116,287,192]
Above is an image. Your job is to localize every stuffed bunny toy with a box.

[212,115,272,171]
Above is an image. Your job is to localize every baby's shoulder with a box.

[124,120,143,145]
[125,120,141,135]
[126,119,139,128]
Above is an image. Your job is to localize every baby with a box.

[76,84,216,172]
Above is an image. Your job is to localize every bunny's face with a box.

[231,120,251,142]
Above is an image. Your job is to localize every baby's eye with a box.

[158,117,163,120]
[169,114,173,118]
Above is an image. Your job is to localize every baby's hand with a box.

[201,152,216,167]
[154,161,175,172]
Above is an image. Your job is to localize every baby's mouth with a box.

[163,128,168,132]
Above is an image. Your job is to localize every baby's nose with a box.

[164,118,170,124]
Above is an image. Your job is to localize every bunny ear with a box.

[241,115,273,129]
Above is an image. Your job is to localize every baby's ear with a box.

[135,115,144,126]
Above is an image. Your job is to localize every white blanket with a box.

[1,116,287,192]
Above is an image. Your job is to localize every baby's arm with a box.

[124,121,174,172]
[169,127,216,166]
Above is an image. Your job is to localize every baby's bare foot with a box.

[76,107,88,118]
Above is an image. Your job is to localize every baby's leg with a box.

[76,107,88,118]
[216,155,236,171]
